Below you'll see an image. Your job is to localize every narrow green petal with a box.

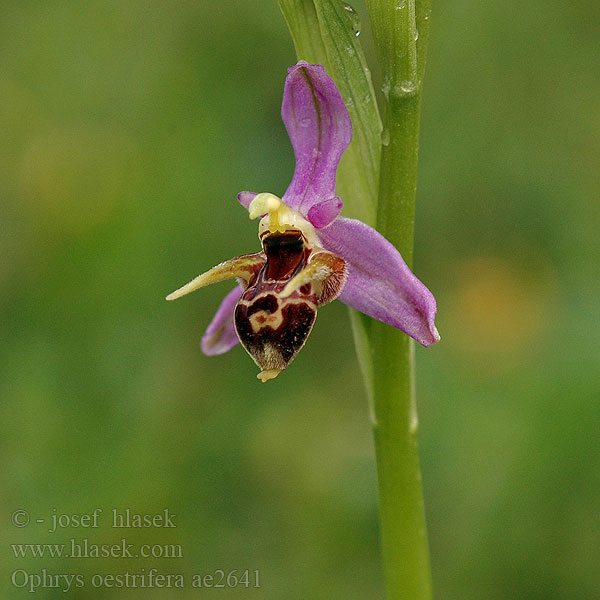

[277,0,381,226]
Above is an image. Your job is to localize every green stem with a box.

[371,329,431,600]
[276,1,432,597]
[366,1,432,599]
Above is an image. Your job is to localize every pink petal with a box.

[281,62,352,215]
[318,218,440,346]
[201,286,243,355]
[307,197,343,229]
[237,191,257,210]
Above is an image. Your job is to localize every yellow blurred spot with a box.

[19,126,138,234]
[447,255,558,368]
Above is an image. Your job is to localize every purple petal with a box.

[237,191,257,210]
[318,218,440,346]
[201,286,243,355]
[307,197,343,229]
[281,62,352,215]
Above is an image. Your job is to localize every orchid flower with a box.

[167,62,439,382]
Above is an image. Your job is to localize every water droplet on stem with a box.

[342,2,361,36]
[382,75,392,98]
[398,80,417,94]
[381,129,390,146]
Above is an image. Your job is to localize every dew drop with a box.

[395,0,407,10]
[342,2,361,36]
[398,80,417,94]
[414,30,419,41]
[381,75,392,98]
[381,129,390,146]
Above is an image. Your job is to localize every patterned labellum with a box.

[234,230,346,380]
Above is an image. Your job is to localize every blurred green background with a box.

[1,1,598,598]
